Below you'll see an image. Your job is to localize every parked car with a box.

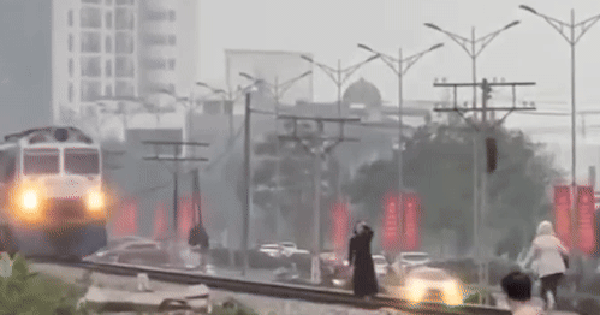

[259,243,284,258]
[279,242,310,257]
[373,255,389,277]
[392,251,430,276]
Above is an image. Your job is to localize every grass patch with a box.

[0,255,90,315]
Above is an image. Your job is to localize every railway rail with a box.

[42,260,512,315]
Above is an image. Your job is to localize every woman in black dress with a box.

[348,221,378,299]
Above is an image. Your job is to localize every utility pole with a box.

[433,78,536,305]
[239,71,312,240]
[142,140,209,267]
[278,114,360,285]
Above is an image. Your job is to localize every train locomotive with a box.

[0,126,108,259]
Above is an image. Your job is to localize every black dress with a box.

[348,227,378,297]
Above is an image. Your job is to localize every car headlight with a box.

[406,279,427,303]
[442,280,463,305]
[87,189,105,212]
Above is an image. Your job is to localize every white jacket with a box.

[522,234,568,277]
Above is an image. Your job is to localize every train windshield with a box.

[64,148,100,175]
[23,149,60,175]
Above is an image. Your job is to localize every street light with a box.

[299,54,380,117]
[238,70,312,241]
[357,42,443,253]
[424,20,521,112]
[424,20,520,301]
[519,4,600,275]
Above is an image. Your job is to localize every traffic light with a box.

[486,137,498,173]
[481,78,493,103]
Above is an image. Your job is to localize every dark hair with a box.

[501,271,531,302]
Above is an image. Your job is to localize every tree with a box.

[344,121,564,255]
[238,121,339,247]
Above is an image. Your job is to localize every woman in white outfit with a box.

[519,220,569,310]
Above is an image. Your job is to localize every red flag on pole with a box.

[577,185,596,255]
[553,185,572,248]
[382,192,400,251]
[403,192,421,251]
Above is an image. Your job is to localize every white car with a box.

[279,242,310,256]
[404,266,463,306]
[372,255,389,277]
[259,244,284,258]
[392,251,430,275]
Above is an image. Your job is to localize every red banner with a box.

[403,192,421,251]
[112,197,138,238]
[332,201,349,255]
[553,185,572,248]
[577,185,596,255]
[382,192,400,251]
[153,202,168,240]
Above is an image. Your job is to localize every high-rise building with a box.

[0,0,53,135]
[0,0,197,140]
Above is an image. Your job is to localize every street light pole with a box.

[300,54,380,118]
[301,53,380,208]
[239,71,313,241]
[519,4,600,272]
[424,21,520,288]
[357,42,444,253]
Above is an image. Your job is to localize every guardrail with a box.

[64,261,512,315]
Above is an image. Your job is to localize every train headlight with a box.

[22,190,38,211]
[87,190,105,212]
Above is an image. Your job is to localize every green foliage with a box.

[345,122,565,253]
[212,298,260,315]
[0,255,88,315]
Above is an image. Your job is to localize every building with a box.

[0,0,198,141]
[0,0,53,136]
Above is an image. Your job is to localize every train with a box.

[0,126,108,259]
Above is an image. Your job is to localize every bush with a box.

[0,254,89,315]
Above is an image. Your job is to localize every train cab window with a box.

[0,150,17,183]
[64,148,100,175]
[23,149,60,175]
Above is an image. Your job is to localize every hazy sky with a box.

[198,0,600,106]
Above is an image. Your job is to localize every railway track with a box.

[34,260,512,315]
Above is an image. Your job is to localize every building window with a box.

[167,59,175,71]
[80,7,102,29]
[81,32,101,53]
[146,82,174,95]
[68,59,73,77]
[106,59,113,77]
[168,10,176,22]
[105,84,113,97]
[116,0,134,5]
[68,10,73,26]
[106,0,113,5]
[81,81,102,102]
[106,11,113,29]
[81,57,101,77]
[68,83,73,102]
[143,34,176,46]
[144,59,166,70]
[115,33,134,54]
[105,36,112,53]
[116,81,135,96]
[146,11,167,21]
[115,8,134,30]
[82,0,102,4]
[68,34,73,52]
[115,57,135,78]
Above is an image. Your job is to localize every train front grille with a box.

[47,199,86,221]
